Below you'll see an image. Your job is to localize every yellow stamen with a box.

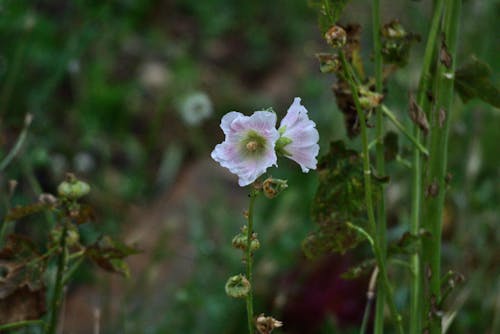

[246,140,258,152]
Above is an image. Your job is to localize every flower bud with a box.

[57,173,90,199]
[232,227,260,252]
[225,274,251,298]
[325,25,347,48]
[316,53,341,73]
[262,178,288,199]
[256,314,283,334]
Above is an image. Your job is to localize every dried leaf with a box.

[0,235,46,324]
[439,39,452,69]
[341,258,376,279]
[383,131,399,162]
[5,202,54,222]
[86,236,140,277]
[409,95,429,134]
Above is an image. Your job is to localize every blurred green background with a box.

[0,0,498,333]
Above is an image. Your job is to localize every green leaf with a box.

[309,0,351,32]
[454,56,500,108]
[303,141,380,258]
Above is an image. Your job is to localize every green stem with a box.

[381,105,429,156]
[339,50,404,334]
[410,1,446,333]
[0,320,45,331]
[422,1,461,333]
[245,191,257,334]
[46,223,69,334]
[371,1,386,331]
[0,114,32,171]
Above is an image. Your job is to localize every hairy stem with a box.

[422,0,461,333]
[339,50,404,334]
[410,1,446,332]
[245,191,257,334]
[371,1,387,332]
[46,223,69,334]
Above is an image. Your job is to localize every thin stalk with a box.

[371,1,386,331]
[381,105,429,156]
[245,191,257,334]
[339,50,404,334]
[46,223,69,334]
[0,113,32,171]
[360,267,379,334]
[410,1,446,333]
[422,1,461,333]
[0,320,45,331]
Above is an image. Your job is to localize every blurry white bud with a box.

[138,61,170,91]
[24,13,36,31]
[68,59,80,74]
[179,92,213,125]
[73,152,96,173]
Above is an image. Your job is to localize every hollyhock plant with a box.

[211,110,280,186]
[277,97,320,172]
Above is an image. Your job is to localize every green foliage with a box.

[303,141,380,258]
[454,56,500,108]
[309,0,351,32]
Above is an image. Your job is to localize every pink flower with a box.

[277,97,319,172]
[211,111,280,186]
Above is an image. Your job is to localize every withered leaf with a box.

[0,235,46,324]
[409,95,429,134]
[5,202,54,222]
[383,131,399,162]
[86,236,140,277]
[341,258,376,280]
[439,39,452,69]
[454,55,500,107]
[304,141,381,258]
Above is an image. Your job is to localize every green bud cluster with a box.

[232,226,260,252]
[57,173,90,199]
[225,274,251,298]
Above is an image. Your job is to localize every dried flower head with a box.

[179,91,213,125]
[211,111,279,186]
[256,314,283,334]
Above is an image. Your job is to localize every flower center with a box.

[241,130,266,156]
[246,140,259,152]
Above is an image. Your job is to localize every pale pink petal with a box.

[279,97,320,173]
[220,111,243,135]
[211,110,279,186]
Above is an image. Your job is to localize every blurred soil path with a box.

[63,158,245,334]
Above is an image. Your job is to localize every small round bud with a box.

[225,274,251,298]
[232,227,260,252]
[57,174,90,199]
[325,25,347,48]
[262,178,288,199]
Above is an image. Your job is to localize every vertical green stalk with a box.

[245,191,257,334]
[410,0,446,333]
[422,1,461,333]
[339,51,404,334]
[46,223,69,334]
[371,1,386,332]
